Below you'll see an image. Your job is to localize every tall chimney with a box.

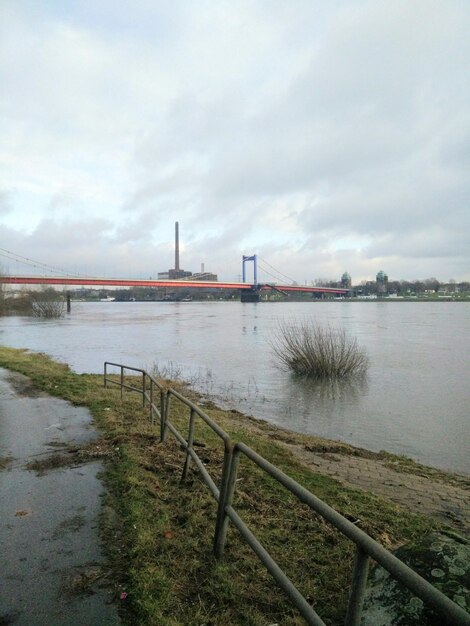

[175,221,180,271]
[201,262,205,274]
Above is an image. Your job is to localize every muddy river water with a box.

[1,301,469,474]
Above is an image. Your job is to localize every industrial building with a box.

[157,222,218,282]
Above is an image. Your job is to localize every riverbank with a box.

[0,347,468,625]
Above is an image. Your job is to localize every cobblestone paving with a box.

[287,445,470,536]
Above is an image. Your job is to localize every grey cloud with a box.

[1,219,167,278]
[1,1,469,282]
[366,228,470,260]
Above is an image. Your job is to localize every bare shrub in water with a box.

[31,289,65,318]
[271,320,368,379]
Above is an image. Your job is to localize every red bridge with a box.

[0,252,350,300]
[0,275,349,301]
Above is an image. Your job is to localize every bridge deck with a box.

[0,276,349,295]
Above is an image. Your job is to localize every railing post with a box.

[344,546,370,626]
[142,372,146,407]
[181,408,196,481]
[104,363,107,388]
[214,445,238,559]
[149,379,154,423]
[160,389,165,428]
[161,391,170,442]
[120,367,124,399]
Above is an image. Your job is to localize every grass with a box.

[271,320,368,378]
[0,346,442,625]
[0,455,14,470]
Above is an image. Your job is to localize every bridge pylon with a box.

[241,255,260,302]
[240,287,261,303]
[242,254,258,285]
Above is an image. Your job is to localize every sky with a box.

[1,0,469,285]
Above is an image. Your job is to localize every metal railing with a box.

[104,362,470,626]
[104,362,165,425]
[214,442,470,626]
[163,387,234,554]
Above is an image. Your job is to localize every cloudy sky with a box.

[1,0,469,284]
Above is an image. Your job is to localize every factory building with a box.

[157,222,218,281]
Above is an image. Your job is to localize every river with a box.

[1,301,469,475]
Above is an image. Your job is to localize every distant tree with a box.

[412,280,425,294]
[314,278,332,287]
[387,280,401,295]
[359,280,377,296]
[399,280,413,295]
[424,277,439,292]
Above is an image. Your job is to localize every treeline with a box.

[314,278,469,296]
[94,286,239,301]
[354,279,469,296]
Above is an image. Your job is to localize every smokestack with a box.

[175,221,180,271]
[201,262,205,274]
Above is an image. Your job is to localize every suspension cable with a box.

[257,262,286,283]
[258,256,297,284]
[0,247,95,278]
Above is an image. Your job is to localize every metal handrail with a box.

[214,442,470,626]
[163,387,233,554]
[104,362,470,626]
[104,361,165,425]
[104,363,233,554]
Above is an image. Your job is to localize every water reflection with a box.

[242,325,258,334]
[290,374,368,405]
[276,375,368,426]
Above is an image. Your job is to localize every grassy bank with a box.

[0,347,441,625]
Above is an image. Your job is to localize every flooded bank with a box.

[1,301,469,474]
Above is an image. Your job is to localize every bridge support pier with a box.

[240,288,260,303]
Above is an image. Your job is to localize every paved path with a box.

[224,407,470,537]
[287,443,470,535]
[234,414,470,536]
[0,369,120,626]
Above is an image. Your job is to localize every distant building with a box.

[157,269,194,280]
[169,269,193,279]
[341,272,352,288]
[157,222,217,281]
[189,272,218,282]
[376,270,388,295]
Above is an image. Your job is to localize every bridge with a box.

[0,254,349,302]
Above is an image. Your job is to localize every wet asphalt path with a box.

[0,368,120,625]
